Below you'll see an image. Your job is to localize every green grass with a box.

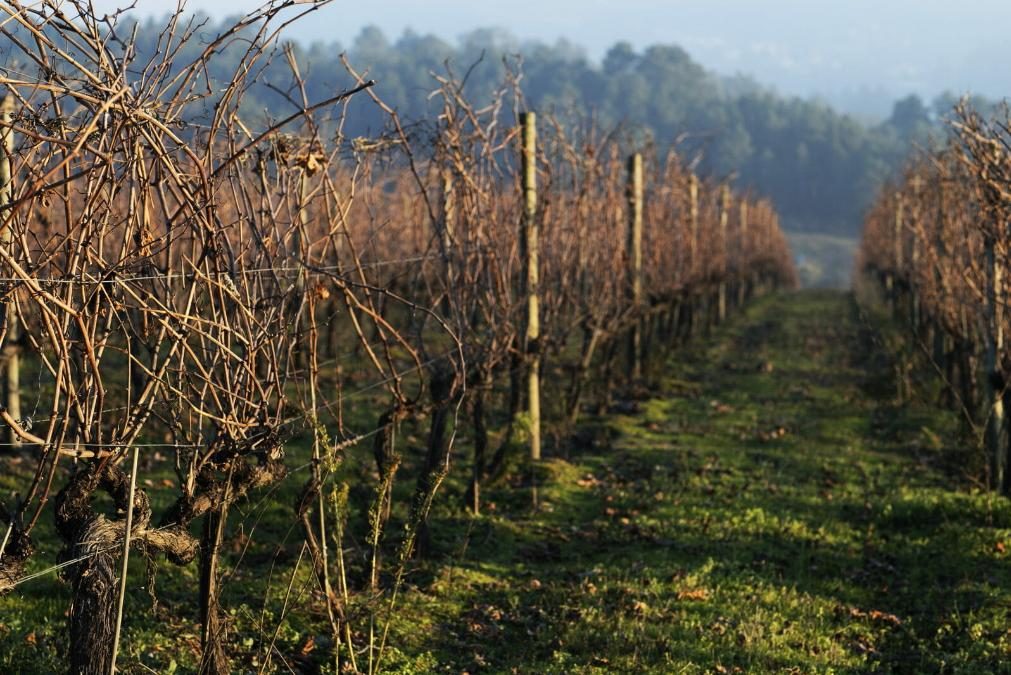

[3,290,1010,673]
[376,290,1010,674]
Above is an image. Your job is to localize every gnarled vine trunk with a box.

[56,463,198,675]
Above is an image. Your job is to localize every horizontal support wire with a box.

[0,249,485,287]
[4,461,316,589]
[0,348,459,450]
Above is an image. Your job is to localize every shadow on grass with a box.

[399,290,1010,674]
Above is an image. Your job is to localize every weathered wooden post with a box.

[909,175,923,329]
[931,176,956,406]
[888,190,904,313]
[0,93,20,448]
[520,112,541,463]
[627,153,643,379]
[441,168,456,278]
[439,168,457,319]
[894,190,905,272]
[689,175,699,274]
[737,198,749,307]
[688,174,700,336]
[717,183,731,322]
[983,229,1006,492]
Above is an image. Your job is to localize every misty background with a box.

[85,0,1010,286]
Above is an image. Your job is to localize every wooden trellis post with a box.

[520,112,541,463]
[738,198,749,307]
[909,175,923,328]
[718,184,731,322]
[688,174,700,335]
[886,190,904,311]
[689,174,699,279]
[441,168,456,276]
[983,215,1006,492]
[0,93,20,448]
[440,168,456,316]
[894,190,905,272]
[627,153,643,379]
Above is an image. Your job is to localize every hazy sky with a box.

[90,0,1009,117]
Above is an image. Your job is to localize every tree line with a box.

[115,14,1002,236]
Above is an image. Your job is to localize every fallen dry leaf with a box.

[677,588,709,602]
[868,610,902,625]
[630,600,650,615]
[848,607,902,626]
[709,400,734,414]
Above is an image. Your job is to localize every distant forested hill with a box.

[127,15,995,235]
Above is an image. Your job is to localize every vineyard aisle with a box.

[394,290,1011,673]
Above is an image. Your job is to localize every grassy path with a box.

[2,290,1009,673]
[390,290,1011,674]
